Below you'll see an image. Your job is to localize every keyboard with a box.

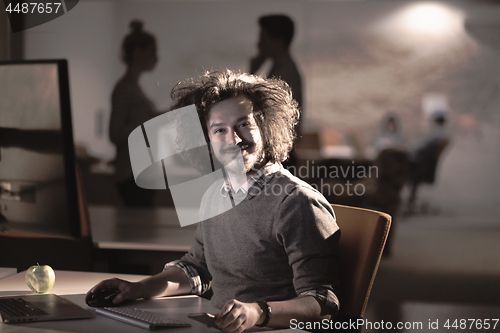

[95,307,191,330]
[0,298,48,317]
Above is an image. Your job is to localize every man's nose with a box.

[231,130,243,145]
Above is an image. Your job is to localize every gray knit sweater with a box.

[179,167,341,313]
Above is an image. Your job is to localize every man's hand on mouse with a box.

[85,278,143,305]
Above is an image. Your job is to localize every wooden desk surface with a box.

[0,271,301,333]
[89,205,197,252]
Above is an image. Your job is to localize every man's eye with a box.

[214,128,225,134]
[239,122,250,128]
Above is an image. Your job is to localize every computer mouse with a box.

[86,288,121,308]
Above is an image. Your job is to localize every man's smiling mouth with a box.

[222,144,252,154]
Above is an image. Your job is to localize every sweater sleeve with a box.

[273,187,341,314]
[175,223,213,296]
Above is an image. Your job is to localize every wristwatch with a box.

[256,300,271,327]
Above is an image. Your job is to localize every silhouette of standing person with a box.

[109,20,159,206]
[250,14,303,170]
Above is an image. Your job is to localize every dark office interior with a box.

[1,1,500,332]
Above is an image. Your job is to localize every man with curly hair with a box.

[87,70,340,332]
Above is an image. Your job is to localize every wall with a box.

[17,0,500,213]
[23,1,119,158]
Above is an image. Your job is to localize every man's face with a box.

[207,96,265,175]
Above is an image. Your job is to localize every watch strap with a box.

[256,300,271,327]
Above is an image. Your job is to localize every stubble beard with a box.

[224,143,265,176]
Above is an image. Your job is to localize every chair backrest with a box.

[332,204,391,318]
[427,138,450,183]
[417,138,450,184]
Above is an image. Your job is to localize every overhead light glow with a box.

[372,2,465,51]
[404,3,455,35]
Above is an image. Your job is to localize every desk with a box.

[0,268,17,280]
[0,271,303,333]
[89,205,197,251]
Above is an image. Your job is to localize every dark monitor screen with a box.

[0,60,81,238]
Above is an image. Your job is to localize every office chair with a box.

[332,204,391,320]
[0,166,93,272]
[408,138,450,213]
[363,148,409,256]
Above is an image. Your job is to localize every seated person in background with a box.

[364,113,409,255]
[408,112,450,208]
[86,70,340,332]
[365,112,406,160]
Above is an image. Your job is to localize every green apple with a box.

[25,263,56,293]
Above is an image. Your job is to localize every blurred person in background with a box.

[109,20,162,207]
[407,112,450,212]
[365,112,406,159]
[250,14,303,171]
[364,113,410,256]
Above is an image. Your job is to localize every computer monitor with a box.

[0,60,81,239]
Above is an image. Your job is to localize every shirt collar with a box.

[219,162,281,199]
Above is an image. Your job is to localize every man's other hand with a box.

[215,299,264,333]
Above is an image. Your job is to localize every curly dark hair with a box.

[171,69,300,168]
